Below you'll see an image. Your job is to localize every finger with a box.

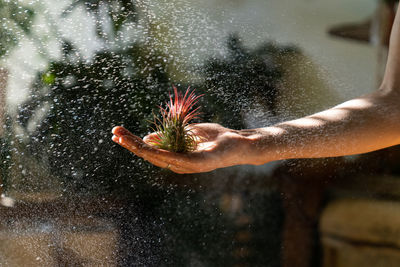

[116,134,207,170]
[117,135,182,163]
[113,141,193,174]
[151,159,193,174]
[112,127,211,172]
[169,166,193,174]
[143,132,160,144]
[112,135,119,143]
[112,126,135,137]
[113,134,154,158]
[147,159,194,174]
[113,134,162,164]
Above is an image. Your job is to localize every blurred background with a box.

[1,0,400,266]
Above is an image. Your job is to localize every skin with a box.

[112,6,400,174]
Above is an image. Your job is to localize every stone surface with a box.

[322,236,400,267]
[0,217,118,266]
[320,198,400,267]
[320,198,400,247]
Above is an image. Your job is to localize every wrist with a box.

[239,127,285,165]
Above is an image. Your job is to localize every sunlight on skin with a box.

[245,126,286,143]
[282,98,373,128]
[239,93,400,164]
[335,98,374,109]
[112,88,400,173]
[112,6,400,173]
[196,141,217,151]
[248,98,374,140]
[283,117,325,128]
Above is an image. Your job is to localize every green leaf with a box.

[10,7,34,34]
[42,72,56,85]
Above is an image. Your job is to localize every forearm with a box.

[244,89,400,164]
[243,5,400,165]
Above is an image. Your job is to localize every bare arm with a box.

[112,5,400,173]
[247,5,400,164]
[247,89,400,164]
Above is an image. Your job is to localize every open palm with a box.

[112,123,253,173]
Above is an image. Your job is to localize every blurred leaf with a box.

[19,41,171,195]
[63,0,137,37]
[42,72,56,85]
[0,1,34,57]
[0,29,17,57]
[201,34,298,128]
[10,6,34,34]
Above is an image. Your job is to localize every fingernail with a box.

[112,126,119,134]
[112,126,131,136]
[112,135,119,143]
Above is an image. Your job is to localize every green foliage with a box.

[150,87,201,153]
[0,0,34,57]
[0,115,12,191]
[0,0,34,191]
[201,34,298,129]
[17,34,298,192]
[152,118,197,153]
[18,40,171,194]
[63,0,137,39]
[42,72,56,85]
[14,2,288,265]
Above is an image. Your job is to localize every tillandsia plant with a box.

[149,86,203,153]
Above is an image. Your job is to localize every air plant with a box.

[149,86,203,153]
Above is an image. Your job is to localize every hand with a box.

[111,123,255,174]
